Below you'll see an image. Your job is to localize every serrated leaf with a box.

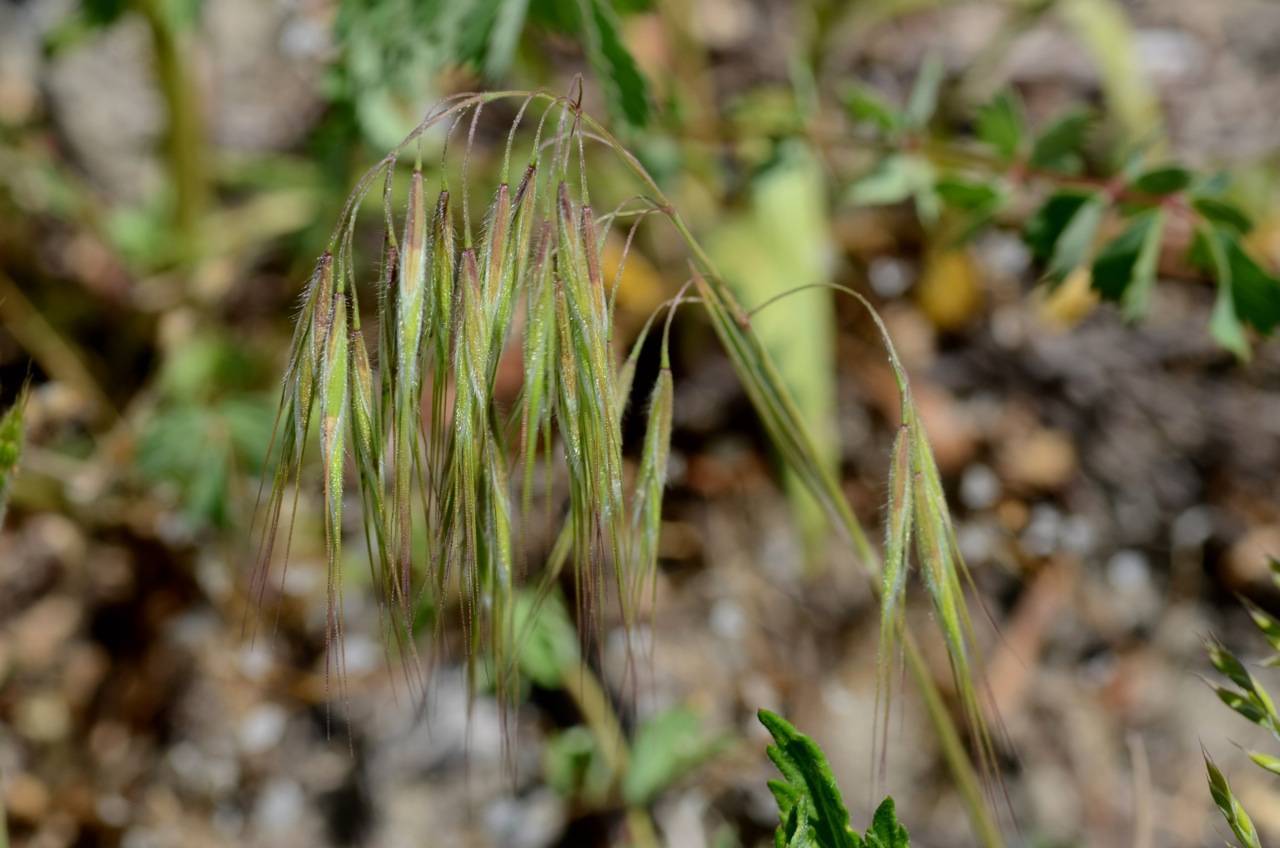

[581,0,650,128]
[758,710,862,848]
[1029,111,1090,172]
[904,55,943,130]
[1133,166,1191,196]
[1091,208,1163,317]
[864,798,909,848]
[975,90,1025,163]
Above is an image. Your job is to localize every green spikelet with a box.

[0,384,28,523]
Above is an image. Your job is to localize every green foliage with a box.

[623,707,726,805]
[0,386,28,524]
[842,61,1280,358]
[758,710,910,848]
[1204,557,1280,847]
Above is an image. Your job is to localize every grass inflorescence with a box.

[254,85,1006,846]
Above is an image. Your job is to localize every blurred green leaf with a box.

[842,85,901,134]
[975,90,1025,164]
[580,0,651,129]
[1025,191,1091,262]
[1091,208,1163,317]
[1029,112,1091,173]
[1057,0,1163,144]
[1193,196,1252,235]
[709,142,837,560]
[1248,750,1280,777]
[622,707,725,804]
[1132,166,1191,196]
[512,590,579,688]
[904,55,943,130]
[1046,195,1106,284]
[544,725,612,805]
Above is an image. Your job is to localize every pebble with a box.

[15,691,71,742]
[238,704,288,755]
[5,772,50,822]
[959,463,1001,510]
[254,779,305,833]
[999,428,1077,491]
[867,256,916,299]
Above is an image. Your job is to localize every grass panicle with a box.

[255,88,1004,847]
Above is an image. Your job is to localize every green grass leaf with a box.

[904,55,943,130]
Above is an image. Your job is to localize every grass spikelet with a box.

[629,360,672,618]
[320,296,350,697]
[873,422,912,780]
[0,383,28,523]
[1206,754,1262,848]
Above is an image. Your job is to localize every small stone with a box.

[960,463,1001,510]
[1224,524,1280,587]
[999,428,1077,491]
[867,256,916,298]
[12,595,81,671]
[238,704,288,755]
[15,691,71,742]
[5,772,50,822]
[254,779,305,833]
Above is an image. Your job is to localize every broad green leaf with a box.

[1029,112,1091,173]
[581,0,650,129]
[904,55,944,130]
[1206,755,1262,848]
[975,90,1025,163]
[1133,166,1191,196]
[1090,208,1163,317]
[622,707,724,804]
[758,710,861,848]
[709,142,837,561]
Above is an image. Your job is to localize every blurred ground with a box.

[2,1,1280,847]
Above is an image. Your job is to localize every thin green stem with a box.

[136,0,206,255]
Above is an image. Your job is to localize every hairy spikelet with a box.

[254,93,1001,844]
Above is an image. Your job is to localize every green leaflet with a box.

[1029,111,1091,173]
[1091,208,1164,318]
[975,90,1025,164]
[579,0,650,129]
